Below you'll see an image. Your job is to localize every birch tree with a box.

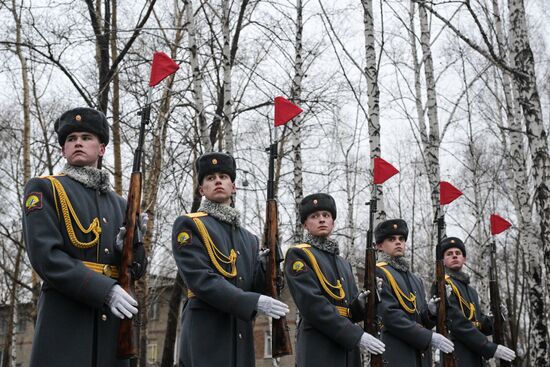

[361,0,387,223]
[504,0,549,362]
[290,0,305,242]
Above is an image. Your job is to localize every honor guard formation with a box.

[21,107,517,367]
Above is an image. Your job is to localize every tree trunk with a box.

[221,0,233,153]
[362,0,386,223]
[4,0,32,364]
[186,0,210,152]
[505,0,550,363]
[291,0,304,243]
[111,0,122,194]
[417,3,442,246]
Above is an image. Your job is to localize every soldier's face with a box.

[62,132,105,168]
[199,173,236,205]
[303,210,334,237]
[377,235,406,257]
[443,248,466,270]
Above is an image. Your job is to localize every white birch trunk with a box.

[501,0,549,362]
[418,3,442,247]
[291,0,304,243]
[186,0,210,151]
[362,0,385,222]
[221,0,233,153]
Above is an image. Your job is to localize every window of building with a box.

[147,342,158,364]
[148,301,159,321]
[0,319,7,336]
[16,317,26,334]
[264,329,272,358]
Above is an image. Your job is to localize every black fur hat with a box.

[439,237,466,257]
[300,193,337,223]
[374,219,408,244]
[55,107,109,146]
[196,152,236,184]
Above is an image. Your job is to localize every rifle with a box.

[117,95,151,362]
[364,189,383,367]
[435,212,456,367]
[262,142,293,357]
[489,240,511,367]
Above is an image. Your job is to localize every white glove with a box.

[494,345,516,361]
[106,284,138,319]
[256,295,289,319]
[376,276,383,292]
[428,295,441,316]
[115,213,149,252]
[431,332,454,353]
[358,332,385,355]
[445,284,452,298]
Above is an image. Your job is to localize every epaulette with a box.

[376,261,388,267]
[294,243,311,249]
[185,212,208,218]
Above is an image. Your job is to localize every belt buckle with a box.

[103,264,112,277]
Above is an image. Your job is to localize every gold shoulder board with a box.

[294,243,311,249]
[376,261,388,267]
[185,212,208,218]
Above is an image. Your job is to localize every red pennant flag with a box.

[274,96,303,126]
[490,214,512,235]
[440,181,463,205]
[373,157,399,184]
[149,52,179,87]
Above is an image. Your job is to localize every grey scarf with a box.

[446,268,470,284]
[62,164,111,193]
[304,232,339,255]
[378,252,410,272]
[199,197,241,227]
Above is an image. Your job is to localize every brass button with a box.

[104,248,110,255]
[103,265,112,277]
[102,217,108,223]
[101,314,107,321]
[238,333,243,339]
[237,250,241,255]
[238,276,243,281]
[344,300,348,304]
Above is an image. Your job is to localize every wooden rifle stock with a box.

[264,199,292,357]
[436,214,456,367]
[117,172,141,360]
[364,194,383,367]
[117,103,150,362]
[489,240,511,367]
[263,142,292,358]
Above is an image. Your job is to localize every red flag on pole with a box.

[149,52,179,87]
[440,181,463,205]
[373,157,399,184]
[490,214,512,235]
[274,96,303,126]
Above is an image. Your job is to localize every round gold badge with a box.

[313,199,318,205]
[393,224,398,229]
[212,158,218,165]
[75,114,82,121]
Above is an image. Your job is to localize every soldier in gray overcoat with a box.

[374,219,454,367]
[172,152,289,367]
[22,108,147,367]
[436,237,516,366]
[284,193,385,367]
